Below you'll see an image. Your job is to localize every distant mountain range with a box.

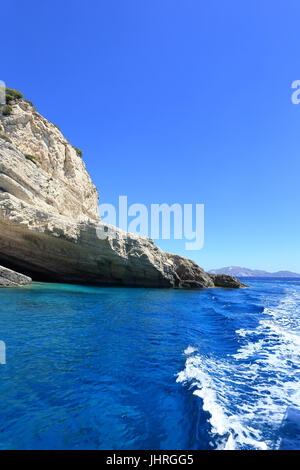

[208,266,300,278]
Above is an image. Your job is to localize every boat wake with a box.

[177,289,300,450]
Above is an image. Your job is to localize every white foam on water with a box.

[184,346,198,355]
[232,339,264,359]
[177,352,268,450]
[177,288,300,450]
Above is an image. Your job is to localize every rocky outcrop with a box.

[166,254,214,288]
[209,273,247,288]
[0,95,245,289]
[0,191,215,288]
[0,265,31,287]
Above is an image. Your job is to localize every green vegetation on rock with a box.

[1,105,13,116]
[72,146,83,157]
[24,154,39,166]
[1,86,85,160]
[0,134,12,143]
[5,88,23,101]
[24,99,34,107]
[0,87,24,115]
[52,123,61,131]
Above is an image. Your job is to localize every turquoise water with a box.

[0,279,299,450]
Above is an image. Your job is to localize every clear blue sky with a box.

[2,1,300,272]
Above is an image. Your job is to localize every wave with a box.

[176,288,300,450]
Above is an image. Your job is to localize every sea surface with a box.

[0,278,299,450]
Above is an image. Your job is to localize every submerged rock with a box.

[0,265,31,287]
[0,96,244,289]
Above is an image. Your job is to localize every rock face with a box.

[0,96,245,289]
[0,265,31,287]
[0,99,98,221]
[208,273,247,288]
[0,190,215,288]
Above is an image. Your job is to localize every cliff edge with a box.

[0,89,245,289]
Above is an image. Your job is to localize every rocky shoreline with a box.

[0,265,31,287]
[0,91,246,289]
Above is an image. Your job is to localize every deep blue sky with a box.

[2,1,300,272]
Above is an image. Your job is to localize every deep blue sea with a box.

[0,278,299,450]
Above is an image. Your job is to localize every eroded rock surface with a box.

[0,264,31,287]
[209,273,247,288]
[0,99,98,221]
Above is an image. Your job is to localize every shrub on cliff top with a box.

[5,94,14,103]
[1,105,13,116]
[5,88,23,101]
[72,146,83,157]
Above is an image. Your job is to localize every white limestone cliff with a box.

[0,99,98,221]
[0,93,245,289]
